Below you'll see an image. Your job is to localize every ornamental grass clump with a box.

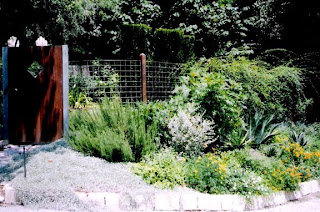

[168,108,217,158]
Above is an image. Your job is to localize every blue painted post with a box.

[2,47,9,141]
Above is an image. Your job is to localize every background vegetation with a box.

[1,0,320,120]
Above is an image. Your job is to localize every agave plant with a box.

[224,129,252,150]
[289,131,310,147]
[248,112,279,148]
[261,144,280,157]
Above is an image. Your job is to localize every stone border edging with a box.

[2,179,320,211]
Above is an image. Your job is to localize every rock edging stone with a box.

[2,179,320,211]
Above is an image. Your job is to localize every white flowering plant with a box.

[226,169,271,196]
[168,107,217,158]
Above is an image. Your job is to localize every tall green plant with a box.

[206,57,311,121]
[154,28,195,63]
[118,24,153,59]
[171,59,245,139]
[68,98,159,162]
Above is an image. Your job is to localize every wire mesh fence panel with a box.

[69,60,183,103]
[69,60,142,103]
[146,61,183,101]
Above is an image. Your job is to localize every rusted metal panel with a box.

[2,46,68,145]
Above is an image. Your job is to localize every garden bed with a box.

[1,141,320,211]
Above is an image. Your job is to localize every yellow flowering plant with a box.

[186,153,228,194]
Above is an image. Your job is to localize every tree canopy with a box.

[0,0,319,58]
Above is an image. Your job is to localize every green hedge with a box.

[119,24,152,59]
[154,28,195,63]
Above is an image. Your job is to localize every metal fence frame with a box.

[69,54,183,103]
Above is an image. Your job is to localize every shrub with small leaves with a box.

[263,161,311,192]
[186,153,228,194]
[132,148,186,189]
[168,108,217,158]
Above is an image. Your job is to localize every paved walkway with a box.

[249,191,320,212]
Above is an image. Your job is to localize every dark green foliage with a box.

[154,28,195,63]
[206,57,311,122]
[119,24,153,59]
[171,58,245,140]
[68,98,159,162]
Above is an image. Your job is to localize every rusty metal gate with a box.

[2,45,69,145]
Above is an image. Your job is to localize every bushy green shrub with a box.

[68,98,159,162]
[206,57,312,122]
[186,153,228,194]
[132,148,186,189]
[154,28,195,63]
[119,24,152,59]
[186,151,270,195]
[170,56,311,146]
[171,58,245,139]
[167,107,217,158]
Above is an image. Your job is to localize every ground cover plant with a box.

[1,141,157,211]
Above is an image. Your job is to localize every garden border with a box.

[2,179,320,211]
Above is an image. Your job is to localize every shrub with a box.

[119,24,152,59]
[226,168,270,196]
[280,141,320,178]
[186,153,228,194]
[171,59,245,139]
[206,57,311,122]
[263,162,302,192]
[167,107,217,158]
[68,98,159,162]
[154,28,195,63]
[186,151,270,195]
[132,148,186,189]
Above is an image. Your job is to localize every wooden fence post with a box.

[140,53,147,102]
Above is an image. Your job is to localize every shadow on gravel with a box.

[0,140,69,182]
